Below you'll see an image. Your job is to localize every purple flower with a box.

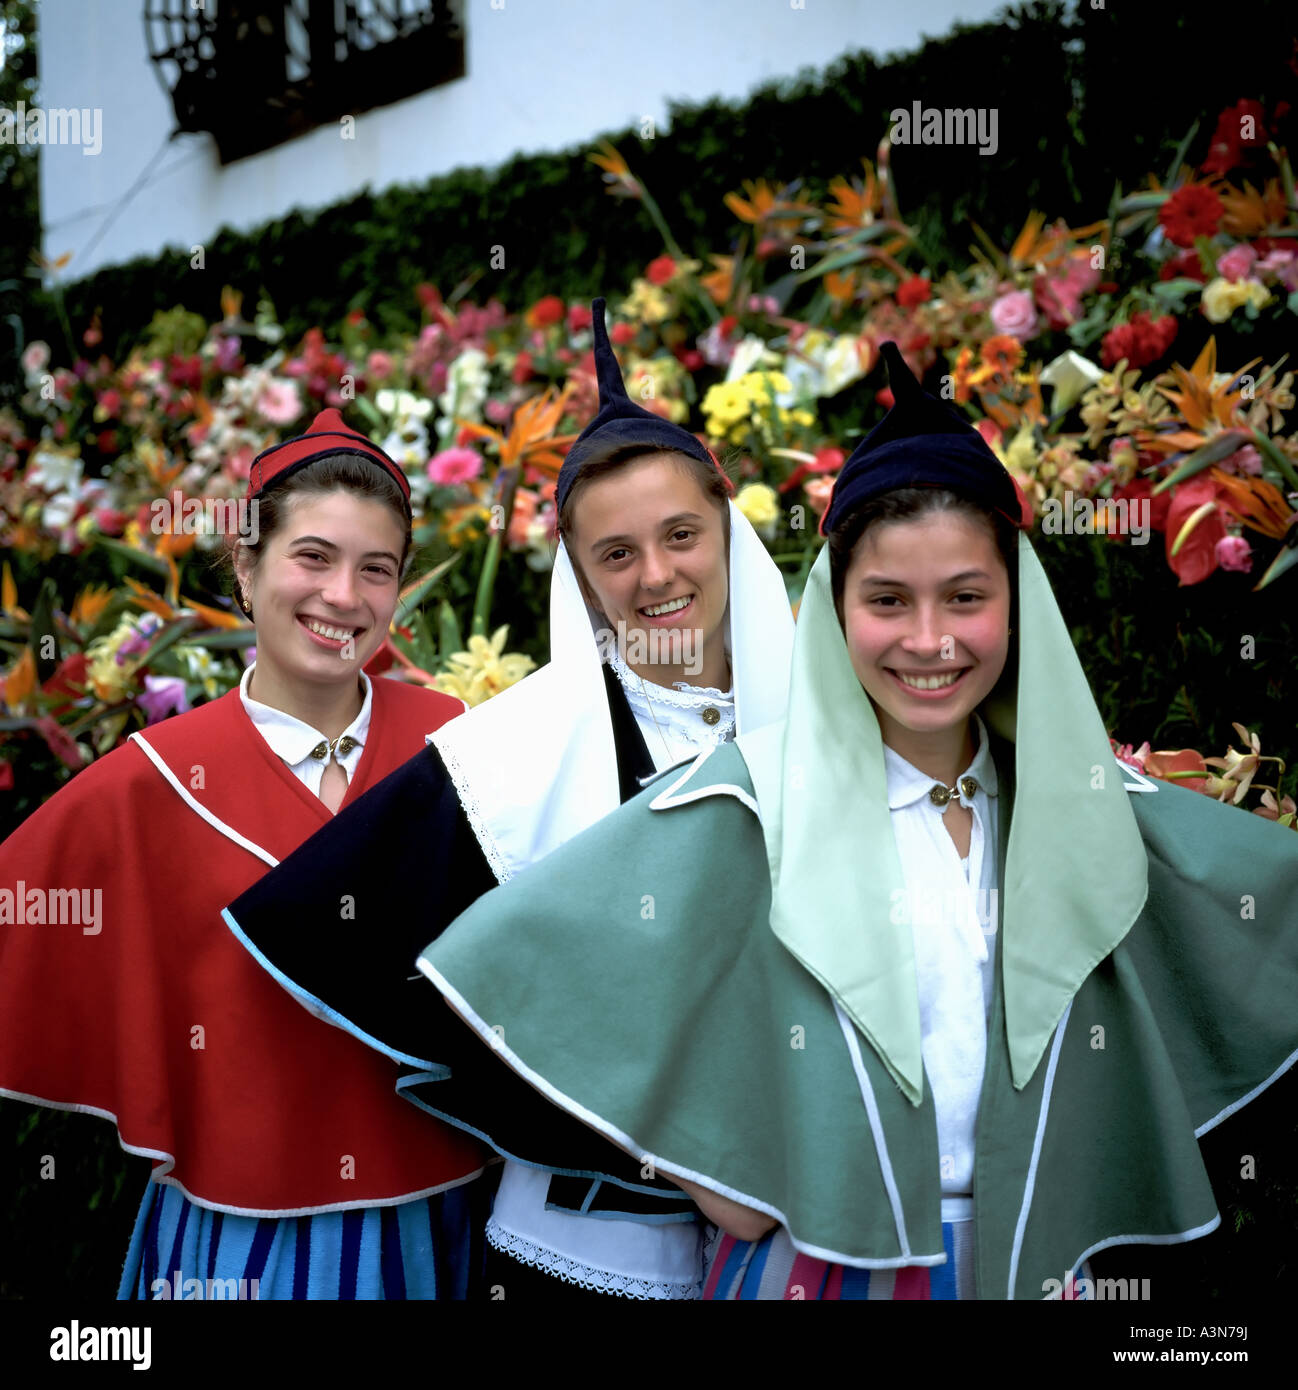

[138,675,190,725]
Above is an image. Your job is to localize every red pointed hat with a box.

[246,408,410,508]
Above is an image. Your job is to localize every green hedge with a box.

[18,2,1298,363]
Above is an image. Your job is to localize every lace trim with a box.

[429,735,513,884]
[485,1221,702,1301]
[606,648,734,707]
[606,653,737,747]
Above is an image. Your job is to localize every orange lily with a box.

[1219,178,1290,239]
[825,161,882,229]
[70,585,113,629]
[588,141,641,198]
[699,255,735,307]
[2,648,37,710]
[2,563,29,621]
[458,384,579,477]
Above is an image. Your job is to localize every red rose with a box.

[1159,247,1208,284]
[566,303,592,334]
[610,322,637,346]
[646,255,677,286]
[1159,184,1225,249]
[896,276,932,309]
[673,347,705,372]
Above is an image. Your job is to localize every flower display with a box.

[4,96,1296,806]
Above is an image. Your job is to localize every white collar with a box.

[882,712,1000,812]
[606,646,736,746]
[240,663,372,776]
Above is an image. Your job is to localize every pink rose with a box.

[367,351,395,381]
[1215,535,1253,572]
[427,446,483,487]
[1216,245,1257,284]
[1256,249,1298,290]
[990,289,1039,340]
[1218,444,1262,477]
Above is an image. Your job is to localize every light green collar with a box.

[740,537,1148,1104]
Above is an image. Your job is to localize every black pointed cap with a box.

[821,341,1030,535]
[555,298,726,511]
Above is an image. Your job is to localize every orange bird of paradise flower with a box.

[1145,337,1261,457]
[458,384,580,478]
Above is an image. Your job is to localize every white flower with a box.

[26,445,83,493]
[822,335,868,396]
[725,335,778,384]
[1039,350,1103,412]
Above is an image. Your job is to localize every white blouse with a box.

[486,654,736,1299]
[239,664,372,799]
[881,713,999,1221]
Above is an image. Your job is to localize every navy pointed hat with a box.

[820,341,1031,535]
[555,298,730,511]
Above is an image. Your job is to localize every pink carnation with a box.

[256,380,304,426]
[1216,245,1257,284]
[367,350,395,381]
[990,289,1039,340]
[427,446,483,486]
[1218,444,1262,477]
[1215,535,1253,572]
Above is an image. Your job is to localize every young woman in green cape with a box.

[408,342,1298,1300]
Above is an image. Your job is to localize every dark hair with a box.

[557,443,732,599]
[222,452,413,612]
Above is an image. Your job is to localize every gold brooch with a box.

[928,776,979,807]
[310,734,358,761]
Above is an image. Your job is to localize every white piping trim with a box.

[0,1086,484,1216]
[831,1000,915,1260]
[417,958,942,1270]
[647,746,759,816]
[1007,997,1073,1299]
[1195,1043,1298,1138]
[1114,756,1160,794]
[129,732,279,868]
[1065,1214,1222,1283]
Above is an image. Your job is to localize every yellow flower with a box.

[620,278,673,325]
[1003,422,1040,476]
[736,483,781,537]
[434,626,537,707]
[1201,277,1271,324]
[702,382,751,436]
[86,614,147,701]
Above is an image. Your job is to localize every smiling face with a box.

[234,488,404,701]
[567,452,730,689]
[840,508,1011,772]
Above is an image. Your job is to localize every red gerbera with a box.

[1159,184,1225,249]
[646,255,677,286]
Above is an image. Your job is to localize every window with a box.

[144,0,465,165]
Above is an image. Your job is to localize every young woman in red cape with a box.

[0,411,487,1299]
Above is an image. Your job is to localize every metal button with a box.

[310,742,328,761]
[702,707,720,726]
[337,736,357,757]
[959,776,979,800]
[928,784,953,807]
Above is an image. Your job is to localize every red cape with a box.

[0,679,485,1213]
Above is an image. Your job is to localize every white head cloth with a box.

[429,499,794,881]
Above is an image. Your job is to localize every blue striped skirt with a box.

[118,1179,486,1301]
[705,1222,1094,1300]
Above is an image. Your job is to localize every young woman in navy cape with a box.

[0,413,488,1298]
[223,300,796,1299]
[400,343,1298,1300]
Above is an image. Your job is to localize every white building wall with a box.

[38,0,1010,279]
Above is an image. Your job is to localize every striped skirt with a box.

[118,1178,487,1301]
[705,1223,1093,1300]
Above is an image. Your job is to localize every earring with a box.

[241,595,252,616]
